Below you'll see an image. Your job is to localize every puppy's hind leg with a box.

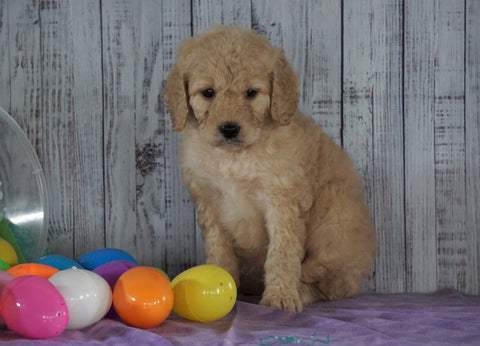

[301,262,364,302]
[298,281,324,306]
[315,269,364,301]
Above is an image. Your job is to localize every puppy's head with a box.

[164,25,299,151]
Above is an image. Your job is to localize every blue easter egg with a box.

[76,248,137,270]
[36,255,84,270]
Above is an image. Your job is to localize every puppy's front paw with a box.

[260,287,303,312]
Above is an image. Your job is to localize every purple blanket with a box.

[1,290,479,345]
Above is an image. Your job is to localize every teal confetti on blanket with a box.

[259,332,330,345]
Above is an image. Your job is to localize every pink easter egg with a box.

[0,270,14,324]
[0,275,68,339]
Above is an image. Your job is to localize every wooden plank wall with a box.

[0,0,478,294]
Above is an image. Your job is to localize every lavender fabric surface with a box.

[1,290,479,345]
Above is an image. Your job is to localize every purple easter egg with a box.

[93,260,137,318]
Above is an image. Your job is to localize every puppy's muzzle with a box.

[218,122,241,140]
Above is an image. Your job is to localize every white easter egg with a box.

[49,267,112,329]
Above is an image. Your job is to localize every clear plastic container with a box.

[0,106,49,262]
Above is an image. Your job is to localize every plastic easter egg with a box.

[76,248,138,270]
[171,264,237,322]
[0,270,13,293]
[0,238,18,266]
[8,263,59,279]
[49,268,112,330]
[93,260,137,318]
[113,266,173,328]
[0,258,10,271]
[0,275,68,339]
[154,267,171,281]
[36,255,84,270]
[0,270,14,324]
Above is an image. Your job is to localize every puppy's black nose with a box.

[218,122,241,139]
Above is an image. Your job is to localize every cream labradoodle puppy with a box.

[165,25,376,312]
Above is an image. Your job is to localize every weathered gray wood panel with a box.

[67,0,105,257]
[434,1,469,292]
[0,0,9,112]
[466,0,480,295]
[193,0,252,31]
[0,0,478,292]
[160,0,195,275]
[404,0,437,292]
[343,0,406,293]
[102,0,137,257]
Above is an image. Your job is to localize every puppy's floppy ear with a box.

[271,48,299,125]
[164,64,190,132]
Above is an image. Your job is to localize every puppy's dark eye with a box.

[245,89,258,99]
[202,88,215,98]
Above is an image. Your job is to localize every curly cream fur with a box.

[165,25,376,312]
